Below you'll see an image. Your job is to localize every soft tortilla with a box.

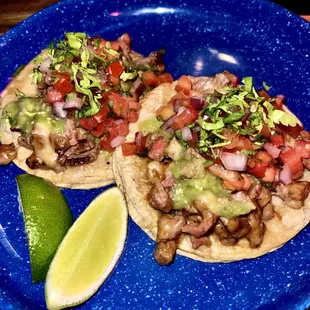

[0,54,114,189]
[113,83,310,262]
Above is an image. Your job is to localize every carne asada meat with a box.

[157,214,186,241]
[0,143,17,165]
[148,181,172,213]
[154,240,177,265]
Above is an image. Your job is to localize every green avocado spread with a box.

[169,151,255,217]
[2,97,65,135]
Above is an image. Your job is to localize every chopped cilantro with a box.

[29,68,43,84]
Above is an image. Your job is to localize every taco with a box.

[113,75,310,264]
[0,32,171,188]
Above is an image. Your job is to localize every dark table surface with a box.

[0,0,309,36]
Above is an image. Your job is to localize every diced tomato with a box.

[91,122,107,137]
[79,117,98,131]
[148,137,166,161]
[158,73,174,84]
[106,61,125,79]
[256,151,273,164]
[247,159,268,178]
[261,122,271,138]
[188,131,198,147]
[257,89,270,101]
[262,166,276,183]
[98,39,107,52]
[233,137,254,151]
[155,102,175,121]
[109,75,120,86]
[99,135,115,152]
[135,132,147,154]
[121,142,137,156]
[93,106,109,123]
[279,148,303,176]
[270,134,284,147]
[170,91,188,102]
[274,95,284,110]
[128,100,141,111]
[109,121,129,138]
[110,41,120,51]
[53,78,74,96]
[170,108,198,130]
[53,71,71,81]
[294,140,310,159]
[127,111,139,123]
[175,75,192,95]
[142,70,159,87]
[121,101,129,118]
[109,93,125,116]
[46,88,63,104]
[286,124,303,138]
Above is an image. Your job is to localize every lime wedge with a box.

[45,187,128,310]
[16,174,73,283]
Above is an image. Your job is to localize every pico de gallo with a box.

[0,32,174,170]
[123,74,310,265]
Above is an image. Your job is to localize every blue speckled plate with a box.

[0,0,309,309]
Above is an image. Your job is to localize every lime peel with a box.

[45,187,128,310]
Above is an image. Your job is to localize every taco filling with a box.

[0,32,173,172]
[120,75,310,265]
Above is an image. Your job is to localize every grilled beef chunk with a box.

[220,217,251,239]
[188,72,230,94]
[129,51,165,72]
[261,203,275,221]
[214,221,237,246]
[26,153,45,169]
[277,182,310,209]
[157,214,186,241]
[256,186,271,208]
[182,204,200,216]
[62,138,99,167]
[182,198,217,238]
[148,181,172,213]
[246,209,265,248]
[154,240,177,265]
[17,136,33,150]
[50,133,70,151]
[0,143,17,165]
[190,235,211,249]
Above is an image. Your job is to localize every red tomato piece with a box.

[107,61,125,79]
[158,73,174,84]
[274,95,284,110]
[262,166,276,183]
[294,140,310,159]
[257,89,270,101]
[247,160,268,178]
[110,41,120,51]
[170,91,188,102]
[121,142,137,156]
[279,148,303,176]
[109,93,125,116]
[256,151,273,164]
[93,106,109,123]
[79,117,98,131]
[175,75,192,95]
[91,122,107,137]
[170,108,198,130]
[109,121,129,138]
[128,100,142,111]
[46,88,63,104]
[99,135,115,152]
[233,137,254,151]
[53,71,71,80]
[142,70,159,87]
[270,134,284,147]
[53,78,74,96]
[127,111,139,123]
